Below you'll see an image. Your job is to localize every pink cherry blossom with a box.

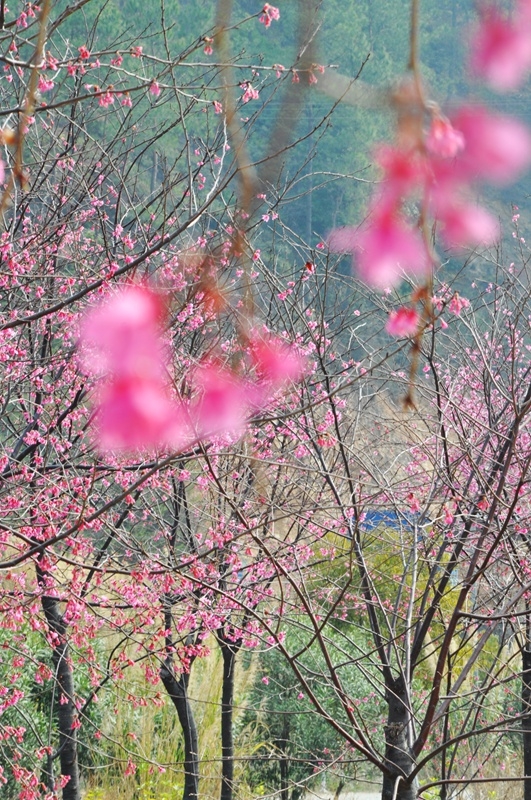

[469,5,531,91]
[98,90,115,108]
[250,336,305,388]
[426,117,465,159]
[328,211,428,290]
[149,81,161,97]
[80,287,305,451]
[38,75,55,93]
[96,377,185,452]
[375,145,426,206]
[191,363,252,438]
[448,293,471,316]
[241,83,260,103]
[259,4,280,27]
[328,214,429,289]
[437,202,500,249]
[78,45,90,60]
[356,213,428,289]
[79,285,166,378]
[79,285,181,452]
[385,307,420,337]
[451,106,531,185]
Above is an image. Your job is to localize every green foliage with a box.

[239,631,386,797]
[0,624,108,798]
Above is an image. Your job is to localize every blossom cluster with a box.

[328,0,531,337]
[470,0,531,90]
[259,4,280,28]
[80,285,304,451]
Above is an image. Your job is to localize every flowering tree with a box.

[3,1,531,800]
[196,256,531,800]
[0,0,322,798]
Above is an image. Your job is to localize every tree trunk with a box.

[160,660,199,800]
[40,595,80,800]
[220,643,236,800]
[523,616,531,800]
[278,713,290,800]
[382,676,417,800]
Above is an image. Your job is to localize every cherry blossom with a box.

[38,75,55,93]
[259,4,280,27]
[448,293,471,316]
[469,4,531,90]
[425,117,465,159]
[190,362,254,439]
[79,285,166,378]
[95,378,185,451]
[80,286,304,451]
[328,211,428,289]
[241,83,260,103]
[385,307,420,337]
[250,335,305,389]
[437,201,500,249]
[79,285,180,451]
[450,105,531,185]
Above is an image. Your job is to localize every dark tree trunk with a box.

[40,595,80,800]
[523,611,531,800]
[220,642,236,800]
[160,660,199,800]
[382,676,417,800]
[277,713,290,800]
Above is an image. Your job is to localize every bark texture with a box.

[41,595,80,800]
[160,661,199,800]
[382,676,417,800]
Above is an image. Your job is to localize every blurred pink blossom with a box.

[250,336,305,388]
[356,213,428,288]
[437,202,500,248]
[469,5,531,90]
[451,105,531,184]
[80,285,179,451]
[329,212,428,289]
[81,286,304,451]
[375,145,426,205]
[426,117,465,159]
[385,307,419,337]
[191,363,253,438]
[80,285,166,378]
[96,378,186,451]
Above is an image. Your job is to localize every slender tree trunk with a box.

[523,608,531,800]
[40,595,80,800]
[278,713,290,800]
[220,642,236,800]
[382,676,417,800]
[160,660,199,800]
